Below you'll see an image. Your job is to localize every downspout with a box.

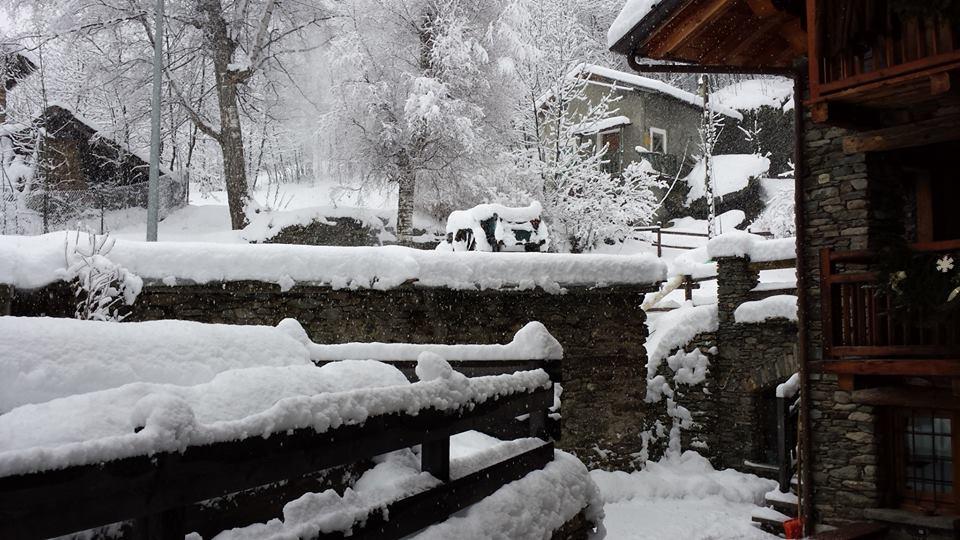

[626,50,815,533]
[791,69,814,537]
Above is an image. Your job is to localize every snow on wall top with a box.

[706,230,796,262]
[0,355,550,475]
[684,154,770,204]
[645,303,718,378]
[576,64,743,120]
[0,232,666,292]
[0,316,313,412]
[571,115,632,136]
[607,0,663,49]
[311,321,563,362]
[733,295,798,324]
[712,78,795,112]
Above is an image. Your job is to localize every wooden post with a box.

[683,275,694,302]
[422,437,450,482]
[777,396,791,493]
[656,222,663,258]
[528,409,548,440]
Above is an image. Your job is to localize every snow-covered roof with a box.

[575,64,743,120]
[712,78,794,113]
[0,232,667,293]
[607,0,664,49]
[684,154,769,203]
[571,115,632,136]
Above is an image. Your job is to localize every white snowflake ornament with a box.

[936,255,955,273]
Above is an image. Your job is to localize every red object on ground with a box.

[784,518,803,539]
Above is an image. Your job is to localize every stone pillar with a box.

[716,256,758,327]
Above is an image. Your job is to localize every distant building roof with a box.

[574,64,743,120]
[1,42,38,90]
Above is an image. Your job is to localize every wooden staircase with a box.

[751,482,799,537]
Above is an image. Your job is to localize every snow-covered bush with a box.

[67,232,143,321]
[751,184,795,238]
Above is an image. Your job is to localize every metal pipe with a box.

[627,52,797,76]
[792,68,814,537]
[623,51,816,533]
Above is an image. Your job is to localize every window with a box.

[649,127,667,154]
[894,409,957,513]
[598,129,622,176]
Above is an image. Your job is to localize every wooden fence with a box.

[0,359,560,540]
[821,245,960,360]
[634,225,773,258]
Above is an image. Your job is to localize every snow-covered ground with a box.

[594,452,777,539]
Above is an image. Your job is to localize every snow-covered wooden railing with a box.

[0,368,558,539]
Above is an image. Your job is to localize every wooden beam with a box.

[745,0,777,17]
[850,387,960,409]
[842,113,960,154]
[815,359,960,376]
[648,0,734,58]
[723,13,787,65]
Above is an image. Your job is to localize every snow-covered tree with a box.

[322,0,512,242]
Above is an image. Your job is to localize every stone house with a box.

[611,0,960,538]
[546,63,743,180]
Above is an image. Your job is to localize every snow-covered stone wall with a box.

[8,278,657,470]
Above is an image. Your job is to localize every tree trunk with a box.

[200,0,251,230]
[396,171,416,245]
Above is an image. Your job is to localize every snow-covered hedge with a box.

[0,232,666,293]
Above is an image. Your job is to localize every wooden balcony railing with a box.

[808,0,960,102]
[821,243,960,360]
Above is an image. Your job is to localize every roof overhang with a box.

[609,0,807,71]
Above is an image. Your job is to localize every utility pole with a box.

[698,74,717,238]
[146,0,164,241]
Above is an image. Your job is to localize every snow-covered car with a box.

[436,202,550,252]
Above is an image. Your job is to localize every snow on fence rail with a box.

[0,231,667,293]
[0,357,561,539]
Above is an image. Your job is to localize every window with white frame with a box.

[649,127,667,154]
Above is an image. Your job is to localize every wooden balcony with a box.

[807,0,960,113]
[820,242,960,376]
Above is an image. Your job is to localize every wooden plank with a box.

[648,0,733,58]
[816,49,960,96]
[422,437,451,482]
[842,113,960,154]
[850,387,960,409]
[316,443,556,540]
[0,388,553,540]
[816,359,960,376]
[807,0,821,100]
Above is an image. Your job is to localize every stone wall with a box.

[714,256,799,469]
[9,280,654,471]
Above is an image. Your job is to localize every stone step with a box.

[751,507,791,535]
[765,489,799,517]
[812,522,888,539]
